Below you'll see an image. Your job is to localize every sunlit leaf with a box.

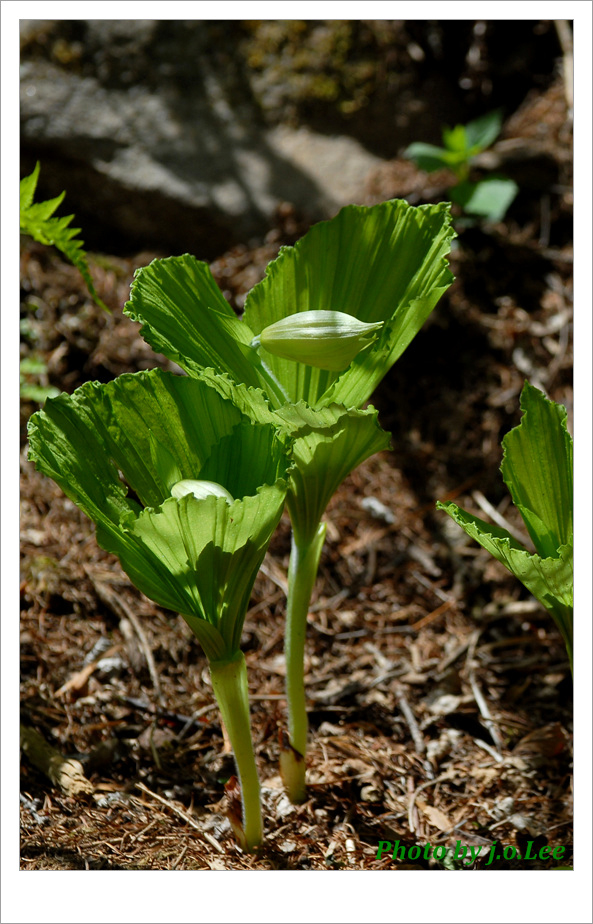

[403,142,453,173]
[20,162,109,312]
[442,124,468,154]
[124,254,262,391]
[501,381,572,558]
[28,369,291,660]
[280,404,392,545]
[124,201,454,412]
[449,176,518,222]
[436,383,573,669]
[243,199,456,408]
[463,109,503,152]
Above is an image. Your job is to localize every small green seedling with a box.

[20,162,109,313]
[405,110,518,223]
[123,197,456,801]
[28,369,294,850]
[437,382,573,672]
[19,355,60,404]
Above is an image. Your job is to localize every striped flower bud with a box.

[171,479,234,504]
[252,310,383,372]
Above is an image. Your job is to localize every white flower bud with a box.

[171,479,234,504]
[253,310,383,372]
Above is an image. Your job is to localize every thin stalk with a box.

[209,650,262,851]
[248,344,291,406]
[281,521,326,802]
[556,610,573,677]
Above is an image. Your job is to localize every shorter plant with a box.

[20,162,108,312]
[437,381,573,671]
[405,110,518,223]
[28,369,294,850]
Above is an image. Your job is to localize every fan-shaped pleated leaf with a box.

[186,374,393,545]
[436,500,573,657]
[243,199,455,408]
[501,381,573,559]
[437,383,573,669]
[124,254,262,390]
[28,369,291,660]
[28,370,251,511]
[123,201,454,412]
[118,487,287,658]
[282,404,392,545]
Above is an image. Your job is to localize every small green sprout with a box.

[406,109,504,181]
[20,162,109,313]
[28,369,293,850]
[405,110,518,223]
[437,381,573,672]
[19,355,60,404]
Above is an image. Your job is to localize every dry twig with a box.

[134,782,225,853]
[466,634,504,755]
[86,569,163,702]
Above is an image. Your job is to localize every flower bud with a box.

[171,479,234,504]
[253,310,383,372]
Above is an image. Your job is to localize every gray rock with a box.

[20,20,380,256]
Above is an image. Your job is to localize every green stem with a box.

[209,651,262,851]
[248,343,290,407]
[282,521,326,802]
[559,613,573,677]
[548,602,573,677]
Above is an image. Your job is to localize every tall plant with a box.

[123,198,456,801]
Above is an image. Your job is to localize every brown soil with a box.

[20,68,573,869]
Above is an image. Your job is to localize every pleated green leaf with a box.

[280,404,392,546]
[501,381,573,559]
[28,369,291,661]
[436,383,573,669]
[436,502,573,610]
[119,487,288,658]
[29,370,246,512]
[243,199,456,408]
[436,501,573,660]
[123,201,454,412]
[124,254,262,391]
[186,372,393,545]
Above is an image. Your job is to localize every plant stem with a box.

[557,609,573,677]
[209,650,262,851]
[248,345,291,406]
[282,521,326,802]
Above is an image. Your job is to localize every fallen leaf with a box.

[417,798,453,832]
